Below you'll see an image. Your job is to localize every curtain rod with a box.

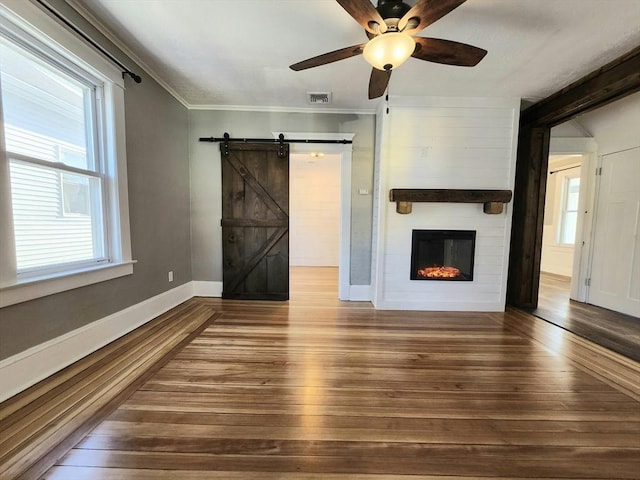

[549,165,581,175]
[36,0,142,83]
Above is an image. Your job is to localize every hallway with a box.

[534,272,640,361]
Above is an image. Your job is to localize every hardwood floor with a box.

[39,267,640,479]
[535,272,640,361]
[0,300,218,480]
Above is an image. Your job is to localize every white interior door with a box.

[588,147,640,317]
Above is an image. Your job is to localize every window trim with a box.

[0,261,136,307]
[0,1,133,308]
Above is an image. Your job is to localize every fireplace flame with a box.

[417,266,461,279]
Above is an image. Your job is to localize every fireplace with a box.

[410,230,476,281]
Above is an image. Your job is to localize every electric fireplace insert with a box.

[410,230,476,281]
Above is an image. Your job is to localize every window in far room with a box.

[558,174,580,245]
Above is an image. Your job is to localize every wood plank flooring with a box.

[535,272,640,361]
[0,299,218,480]
[41,267,640,480]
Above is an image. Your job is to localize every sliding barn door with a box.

[220,143,289,300]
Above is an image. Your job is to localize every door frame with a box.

[548,137,597,302]
[278,132,355,300]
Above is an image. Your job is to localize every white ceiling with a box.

[71,0,640,112]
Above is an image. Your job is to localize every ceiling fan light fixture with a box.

[362,32,415,71]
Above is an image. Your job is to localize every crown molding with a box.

[188,104,376,114]
[64,0,189,108]
[64,0,377,115]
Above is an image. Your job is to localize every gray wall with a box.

[0,1,376,362]
[189,110,375,285]
[0,1,192,360]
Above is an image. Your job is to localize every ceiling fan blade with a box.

[399,0,467,35]
[412,37,487,66]
[290,44,366,71]
[369,68,391,99]
[337,0,387,34]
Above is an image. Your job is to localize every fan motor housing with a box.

[377,0,412,21]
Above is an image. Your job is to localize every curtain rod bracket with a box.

[122,71,142,83]
[37,0,142,84]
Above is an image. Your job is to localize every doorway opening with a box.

[539,154,584,311]
[284,132,354,300]
[533,112,640,361]
[289,152,341,297]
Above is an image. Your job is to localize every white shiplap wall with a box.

[373,97,520,311]
[289,154,341,266]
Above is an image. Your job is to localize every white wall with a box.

[578,92,640,155]
[290,153,340,266]
[372,97,520,311]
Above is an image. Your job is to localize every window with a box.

[3,39,107,274]
[0,2,133,307]
[558,174,580,245]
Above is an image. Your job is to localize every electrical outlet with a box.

[168,271,174,282]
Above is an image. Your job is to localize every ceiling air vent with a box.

[307,92,332,104]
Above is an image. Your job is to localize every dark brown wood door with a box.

[220,142,289,300]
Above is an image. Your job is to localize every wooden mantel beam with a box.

[389,189,512,214]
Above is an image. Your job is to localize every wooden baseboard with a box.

[192,280,223,297]
[0,299,219,480]
[0,282,194,403]
[348,284,372,301]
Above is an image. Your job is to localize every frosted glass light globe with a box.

[363,32,415,71]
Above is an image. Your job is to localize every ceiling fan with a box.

[290,0,487,99]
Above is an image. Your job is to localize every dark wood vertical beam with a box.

[508,125,550,308]
[507,46,640,309]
